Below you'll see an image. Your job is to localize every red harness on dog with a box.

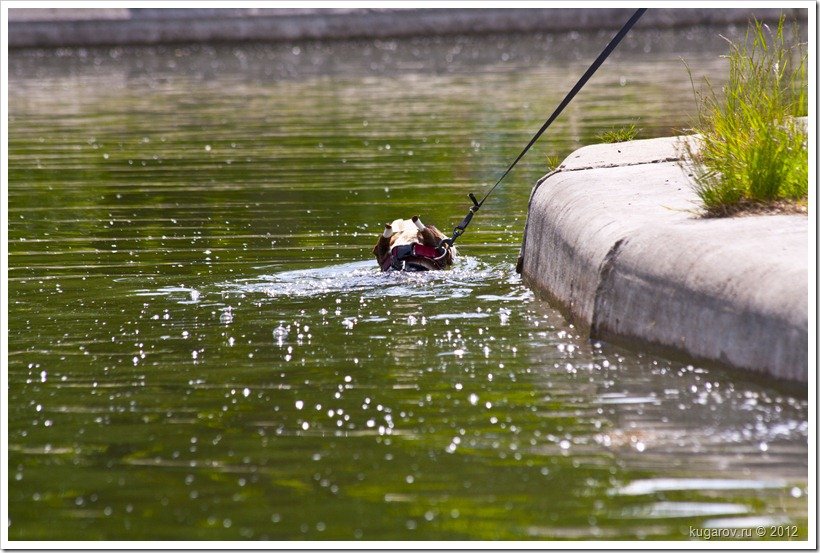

[381,243,444,272]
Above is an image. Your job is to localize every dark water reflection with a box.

[8,26,807,540]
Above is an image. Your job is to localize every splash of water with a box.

[218,257,525,302]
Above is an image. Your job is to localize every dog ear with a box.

[414,216,442,247]
[426,225,446,240]
[373,224,392,258]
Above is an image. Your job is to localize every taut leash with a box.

[439,8,647,249]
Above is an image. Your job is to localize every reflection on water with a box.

[8,25,807,541]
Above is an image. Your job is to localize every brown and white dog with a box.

[372,216,456,271]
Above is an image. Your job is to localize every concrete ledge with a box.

[519,136,808,384]
[9,7,795,48]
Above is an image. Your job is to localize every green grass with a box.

[596,123,640,143]
[545,155,563,171]
[683,16,808,216]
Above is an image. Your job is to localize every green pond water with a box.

[8,28,808,541]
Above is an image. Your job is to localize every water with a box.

[8,27,808,541]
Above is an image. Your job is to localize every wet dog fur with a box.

[372,216,456,271]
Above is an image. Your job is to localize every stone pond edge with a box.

[8,7,797,48]
[517,135,809,386]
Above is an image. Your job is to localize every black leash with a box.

[440,8,647,248]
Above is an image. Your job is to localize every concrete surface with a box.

[8,7,796,48]
[518,136,808,384]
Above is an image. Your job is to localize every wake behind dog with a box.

[372,216,456,272]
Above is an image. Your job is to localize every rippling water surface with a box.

[8,27,808,540]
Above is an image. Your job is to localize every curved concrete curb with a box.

[519,136,808,384]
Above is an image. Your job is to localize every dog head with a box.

[372,216,456,271]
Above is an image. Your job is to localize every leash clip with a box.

[440,192,481,248]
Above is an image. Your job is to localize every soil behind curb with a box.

[519,136,808,384]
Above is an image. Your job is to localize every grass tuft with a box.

[545,155,563,171]
[682,16,808,216]
[596,123,640,143]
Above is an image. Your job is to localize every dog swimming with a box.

[372,216,456,272]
